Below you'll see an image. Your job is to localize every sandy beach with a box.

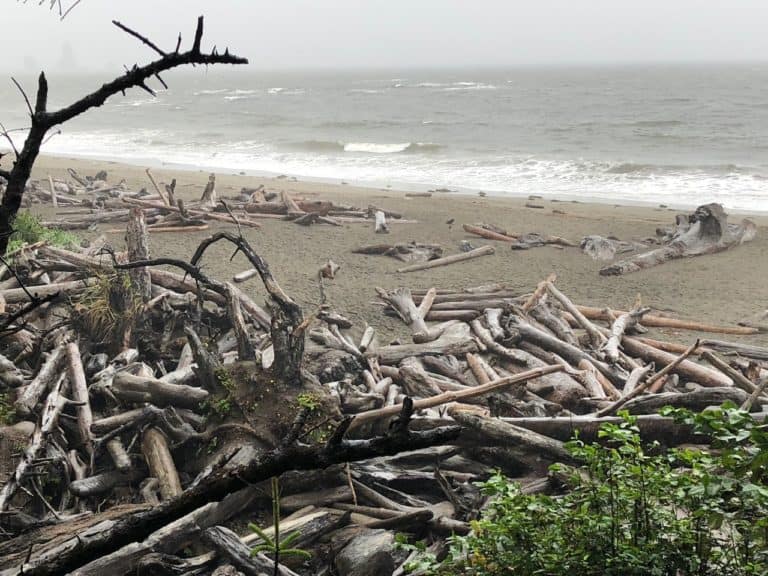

[27,154,768,346]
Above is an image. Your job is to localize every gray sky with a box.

[3,0,768,72]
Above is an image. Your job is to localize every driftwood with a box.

[600,204,757,275]
[396,245,494,273]
[352,243,442,263]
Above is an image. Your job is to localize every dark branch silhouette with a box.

[0,16,247,256]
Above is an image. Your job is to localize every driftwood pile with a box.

[22,168,416,236]
[0,196,764,575]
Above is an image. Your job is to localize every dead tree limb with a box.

[0,16,247,256]
[191,232,305,384]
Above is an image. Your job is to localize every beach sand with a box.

[27,155,768,346]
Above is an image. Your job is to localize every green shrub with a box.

[405,406,768,576]
[7,211,78,254]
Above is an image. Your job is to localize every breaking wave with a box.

[290,140,443,154]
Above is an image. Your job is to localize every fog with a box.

[3,0,768,72]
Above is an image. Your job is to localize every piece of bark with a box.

[396,245,494,273]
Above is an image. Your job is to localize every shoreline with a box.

[26,154,768,346]
[36,151,768,217]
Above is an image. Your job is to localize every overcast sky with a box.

[3,0,768,72]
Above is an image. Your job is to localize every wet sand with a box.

[28,155,768,345]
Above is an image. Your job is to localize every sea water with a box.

[1,65,767,211]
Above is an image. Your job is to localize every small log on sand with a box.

[397,245,494,273]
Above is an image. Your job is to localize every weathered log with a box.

[600,203,756,275]
[142,427,183,500]
[462,223,516,242]
[67,341,93,455]
[375,322,478,364]
[126,207,152,302]
[603,307,650,363]
[14,344,66,417]
[700,350,763,396]
[699,339,768,361]
[621,337,731,387]
[69,467,147,498]
[451,410,573,464]
[111,372,209,409]
[375,287,442,344]
[352,243,443,263]
[0,278,96,304]
[622,387,750,414]
[396,245,494,273]
[546,281,605,348]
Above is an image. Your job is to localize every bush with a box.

[404,405,768,576]
[7,211,78,253]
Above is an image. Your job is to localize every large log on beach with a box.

[396,245,494,273]
[600,203,756,275]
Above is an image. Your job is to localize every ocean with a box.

[2,65,768,211]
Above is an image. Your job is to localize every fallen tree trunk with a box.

[600,203,756,275]
[396,245,494,273]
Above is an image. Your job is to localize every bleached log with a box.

[67,342,93,454]
[0,278,96,304]
[14,344,67,417]
[396,245,494,273]
[141,427,182,500]
[601,203,756,275]
[375,322,478,364]
[376,287,442,344]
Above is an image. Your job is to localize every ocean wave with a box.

[288,140,443,154]
[605,161,747,175]
[630,120,685,128]
[193,89,229,96]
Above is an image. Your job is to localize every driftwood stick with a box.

[596,340,700,417]
[112,372,209,409]
[397,245,494,273]
[374,210,390,234]
[202,526,300,576]
[145,168,169,206]
[348,365,564,431]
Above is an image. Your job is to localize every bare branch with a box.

[112,20,167,57]
[0,121,20,157]
[11,78,33,116]
[60,0,83,19]
[0,169,9,181]
[45,18,247,128]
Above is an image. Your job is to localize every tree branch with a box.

[11,78,33,116]
[112,20,167,57]
[45,18,247,128]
